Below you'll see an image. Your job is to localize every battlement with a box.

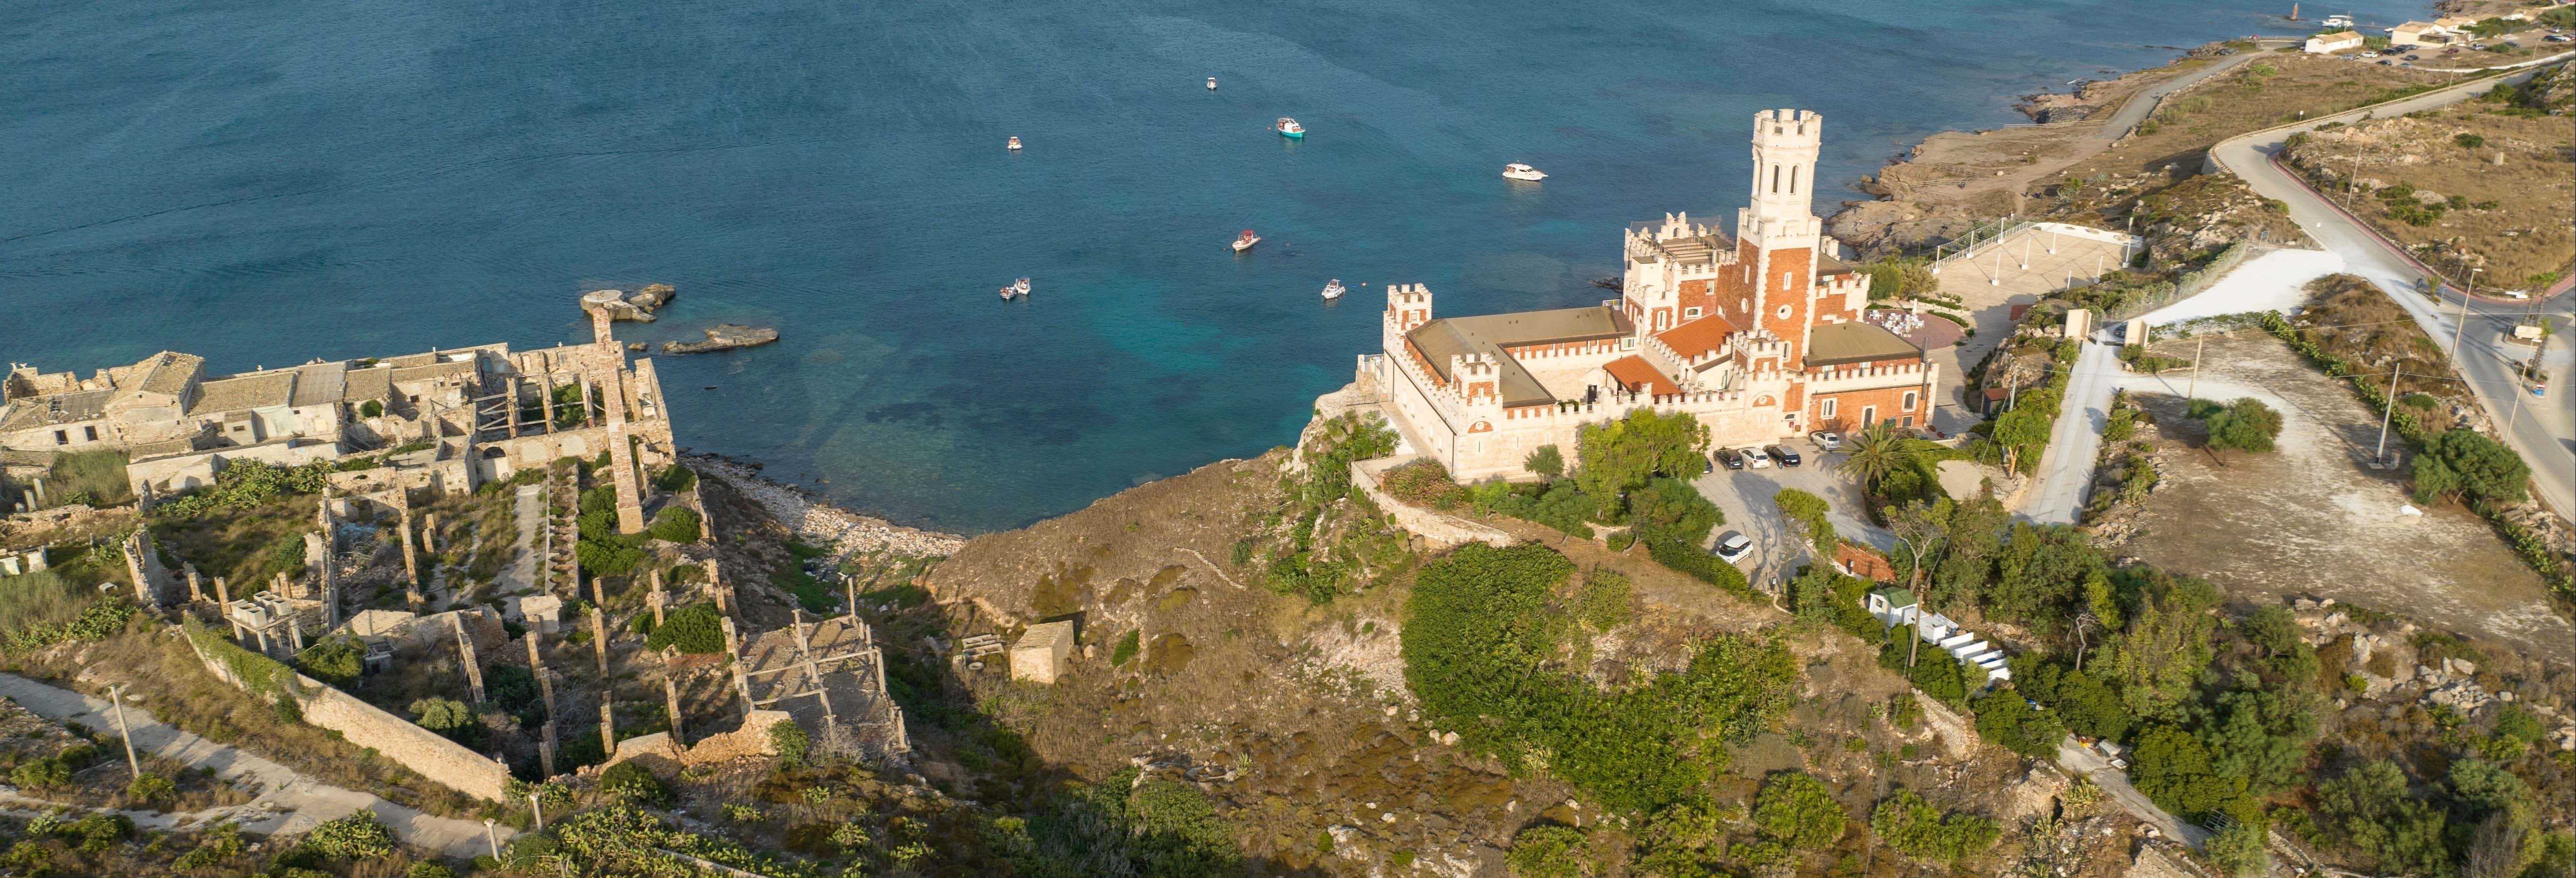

[1751,109,1821,144]
[1384,282,1434,332]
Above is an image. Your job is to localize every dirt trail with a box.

[0,673,509,859]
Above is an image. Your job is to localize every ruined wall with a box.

[184,630,512,802]
[599,709,790,771]
[1349,457,1513,551]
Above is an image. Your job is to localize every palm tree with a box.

[1840,422,1903,491]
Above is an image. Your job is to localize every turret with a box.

[1741,109,1823,251]
[1385,282,1433,331]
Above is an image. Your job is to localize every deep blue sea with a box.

[2,0,2429,532]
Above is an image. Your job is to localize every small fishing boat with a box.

[999,277,1030,300]
[1007,136,1023,151]
[1207,77,1218,90]
[1321,279,1345,300]
[1501,162,1547,181]
[1274,117,1304,139]
[1232,229,1260,252]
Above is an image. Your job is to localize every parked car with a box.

[1763,444,1802,467]
[1714,448,1746,470]
[1740,447,1772,469]
[2406,53,2421,59]
[1713,531,1753,563]
[1809,430,1844,451]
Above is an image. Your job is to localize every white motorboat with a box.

[1274,117,1304,139]
[1232,229,1260,252]
[1007,136,1023,151]
[1207,77,1218,90]
[1502,162,1547,181]
[1321,279,1345,300]
[999,277,1030,300]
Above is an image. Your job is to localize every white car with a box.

[1809,431,1844,451]
[1741,447,1771,468]
[1713,531,1753,563]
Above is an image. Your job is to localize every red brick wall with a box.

[1807,381,1932,432]
[1756,246,1814,371]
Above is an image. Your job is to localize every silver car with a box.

[1714,531,1753,563]
[1808,430,1843,451]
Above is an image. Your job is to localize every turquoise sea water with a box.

[2,0,2426,531]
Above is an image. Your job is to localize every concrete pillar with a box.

[273,571,291,600]
[184,564,204,603]
[648,569,667,627]
[663,676,686,745]
[539,373,558,435]
[537,668,557,725]
[590,607,609,675]
[721,616,753,720]
[398,504,422,609]
[452,613,486,703]
[507,378,523,437]
[213,577,229,607]
[580,379,598,430]
[539,721,556,778]
[422,513,439,554]
[599,692,616,758]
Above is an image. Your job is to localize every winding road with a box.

[0,674,509,860]
[2206,54,2575,521]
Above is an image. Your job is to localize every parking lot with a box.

[1692,437,1898,592]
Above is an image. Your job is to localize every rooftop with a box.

[1602,355,1680,397]
[187,371,295,416]
[290,361,347,407]
[0,389,110,432]
[1408,305,1633,407]
[1805,321,1922,368]
[1656,313,1739,364]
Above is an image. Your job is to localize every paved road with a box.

[1693,447,1897,588]
[2208,56,2576,521]
[2057,737,2208,849]
[2023,338,2124,524]
[0,673,508,859]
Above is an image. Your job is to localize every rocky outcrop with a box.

[580,284,678,323]
[661,323,779,355]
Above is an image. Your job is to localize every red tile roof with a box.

[1655,314,1738,361]
[1837,543,1897,583]
[1602,355,1680,397]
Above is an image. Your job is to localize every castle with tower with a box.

[1352,109,1937,480]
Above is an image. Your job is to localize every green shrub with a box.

[770,720,810,765]
[1489,480,1597,539]
[2411,428,2530,506]
[2197,397,2282,452]
[643,603,724,653]
[1968,688,2066,758]
[653,464,697,493]
[10,758,69,789]
[295,636,367,687]
[1523,445,1565,479]
[304,810,396,859]
[646,506,702,542]
[600,760,673,807]
[1110,630,1142,666]
[125,772,177,804]
[1504,824,1590,878]
[359,399,385,418]
[1751,771,1847,850]
[410,697,478,744]
[1869,790,1998,862]
[1381,459,1468,509]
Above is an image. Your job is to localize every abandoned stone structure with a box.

[3,311,675,532]
[1346,110,1938,481]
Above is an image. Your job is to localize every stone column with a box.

[184,564,204,603]
[648,569,667,627]
[213,576,230,608]
[721,616,753,720]
[398,504,423,610]
[451,614,486,702]
[539,721,556,778]
[422,513,439,554]
[539,373,558,435]
[526,634,555,724]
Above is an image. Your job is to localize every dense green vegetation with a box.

[2192,397,2283,453]
[1869,790,1998,863]
[992,767,1236,877]
[1402,542,1794,815]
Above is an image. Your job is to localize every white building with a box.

[2306,30,2368,53]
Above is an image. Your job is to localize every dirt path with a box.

[2057,738,2207,849]
[0,674,509,859]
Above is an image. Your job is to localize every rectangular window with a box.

[1902,415,1915,428]
[1861,405,1876,425]
[1819,399,1837,419]
[53,430,67,445]
[1683,307,1702,319]
[83,426,98,442]
[1902,391,1918,411]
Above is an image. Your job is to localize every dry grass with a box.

[147,494,323,596]
[2293,273,2478,431]
[2284,106,2576,290]
[2067,52,2445,182]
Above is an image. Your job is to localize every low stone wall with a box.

[600,709,790,771]
[1350,457,1514,551]
[184,628,512,803]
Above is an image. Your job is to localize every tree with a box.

[2199,397,2283,452]
[1969,687,2067,758]
[410,698,477,743]
[2129,724,2243,819]
[2447,758,2531,815]
[2010,656,2134,741]
[2196,687,2318,796]
[2320,760,2451,876]
[305,810,396,859]
[1575,410,1708,517]
[1840,423,1904,490]
[1869,790,1998,862]
[2106,569,2220,720]
[1772,489,1837,559]
[1506,825,1591,878]
[1628,477,1721,547]
[1525,445,1566,480]
[1402,544,1577,755]
[1987,523,2102,632]
[295,636,367,688]
[2207,822,2271,877]
[1751,772,1847,850]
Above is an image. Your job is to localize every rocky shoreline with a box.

[685,453,968,558]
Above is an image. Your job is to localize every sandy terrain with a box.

[2114,335,2570,660]
[2283,106,2576,292]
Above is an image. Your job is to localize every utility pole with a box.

[2186,335,2208,401]
[106,683,139,780]
[2450,269,2481,357]
[2375,365,2405,463]
[483,819,500,859]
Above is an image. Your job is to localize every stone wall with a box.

[184,630,512,803]
[1350,457,1514,551]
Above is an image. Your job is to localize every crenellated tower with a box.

[1735,109,1826,372]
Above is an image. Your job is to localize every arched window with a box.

[1770,164,1780,193]
[1903,391,1919,411]
[1789,165,1798,193]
